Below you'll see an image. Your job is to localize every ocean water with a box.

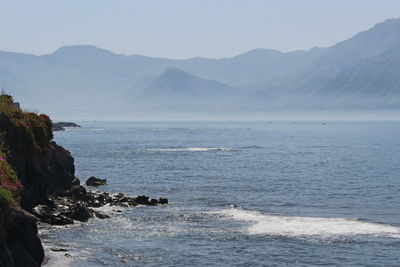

[42,121,400,266]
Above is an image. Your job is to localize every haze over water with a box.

[41,121,400,266]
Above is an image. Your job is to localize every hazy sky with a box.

[1,0,400,58]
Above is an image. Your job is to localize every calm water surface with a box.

[42,121,400,266]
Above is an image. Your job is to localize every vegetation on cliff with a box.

[0,93,53,147]
[0,93,168,266]
[0,92,53,209]
[0,94,67,266]
[0,152,21,208]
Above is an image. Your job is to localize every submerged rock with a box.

[159,198,168,205]
[52,121,81,131]
[93,211,110,219]
[50,248,68,252]
[85,176,107,187]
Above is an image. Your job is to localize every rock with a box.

[93,211,110,219]
[135,195,150,205]
[32,190,169,226]
[52,122,81,131]
[32,204,74,225]
[31,183,168,226]
[71,178,81,186]
[159,198,168,204]
[116,192,124,198]
[52,125,65,131]
[53,122,81,128]
[85,177,107,187]
[0,206,45,266]
[63,203,92,222]
[48,214,74,225]
[62,185,88,200]
[50,248,68,252]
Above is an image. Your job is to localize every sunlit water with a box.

[42,121,400,266]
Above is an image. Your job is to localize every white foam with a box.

[91,203,127,213]
[146,147,233,152]
[213,208,400,239]
[42,244,74,267]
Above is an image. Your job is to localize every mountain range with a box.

[1,18,400,119]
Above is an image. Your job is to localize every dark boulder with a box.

[32,205,74,225]
[50,248,68,252]
[0,207,44,266]
[93,211,110,219]
[85,176,107,187]
[61,185,92,202]
[135,195,151,205]
[159,198,168,204]
[64,203,92,222]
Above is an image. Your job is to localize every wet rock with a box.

[63,203,92,222]
[115,192,124,198]
[93,211,110,219]
[135,195,150,205]
[32,185,168,226]
[159,198,168,204]
[50,248,68,252]
[62,185,90,201]
[52,122,81,131]
[85,176,107,187]
[32,204,74,225]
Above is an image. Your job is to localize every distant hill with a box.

[130,67,240,112]
[1,18,400,118]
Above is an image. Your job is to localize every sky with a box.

[1,0,400,59]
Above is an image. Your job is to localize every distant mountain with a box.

[245,18,400,109]
[130,67,240,112]
[1,18,400,118]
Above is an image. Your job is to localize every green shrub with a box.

[0,94,54,148]
[0,188,12,208]
[0,152,21,205]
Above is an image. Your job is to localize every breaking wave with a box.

[212,208,400,240]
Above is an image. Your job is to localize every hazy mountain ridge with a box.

[1,18,400,117]
[130,67,241,112]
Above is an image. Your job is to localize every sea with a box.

[41,121,400,266]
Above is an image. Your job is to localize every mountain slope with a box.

[247,18,400,109]
[131,67,241,111]
[1,18,400,116]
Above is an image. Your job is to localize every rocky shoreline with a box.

[0,95,168,266]
[33,177,168,226]
[36,178,168,266]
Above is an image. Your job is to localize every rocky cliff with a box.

[0,94,168,266]
[0,94,78,266]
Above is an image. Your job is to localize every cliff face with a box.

[0,206,44,267]
[0,94,168,266]
[0,114,78,210]
[0,94,78,266]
